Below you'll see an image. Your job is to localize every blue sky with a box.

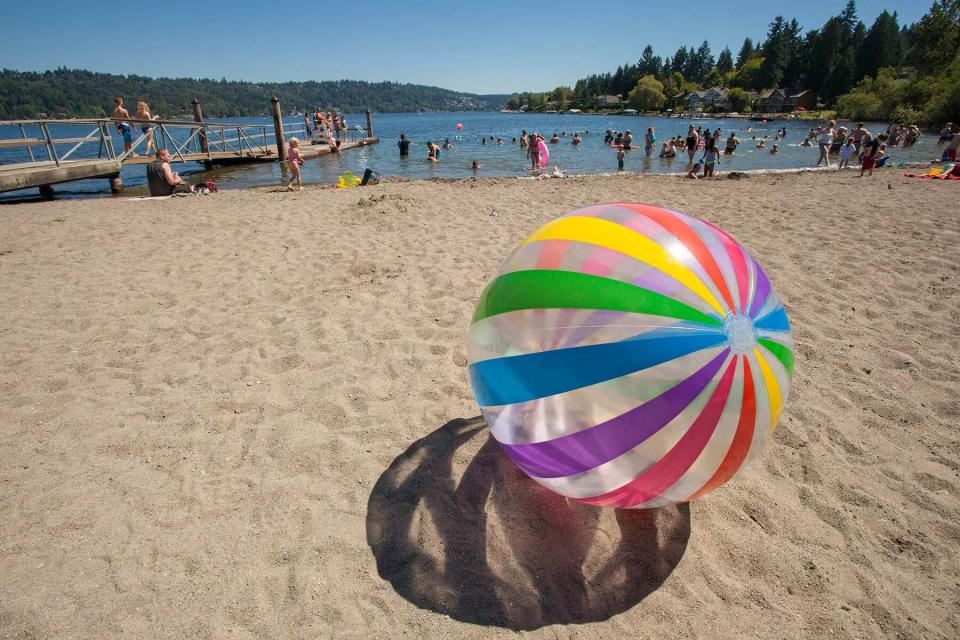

[0,0,929,94]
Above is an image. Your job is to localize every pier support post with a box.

[192,99,209,154]
[38,184,54,199]
[271,97,286,160]
[108,175,123,193]
[366,109,373,138]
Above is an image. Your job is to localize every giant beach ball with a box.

[467,203,793,508]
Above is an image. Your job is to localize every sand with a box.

[0,171,958,639]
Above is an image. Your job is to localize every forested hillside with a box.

[0,69,507,118]
[508,0,959,125]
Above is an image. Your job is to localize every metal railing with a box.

[0,119,117,166]
[1,114,373,171]
[0,118,276,167]
[282,119,367,145]
[109,118,275,162]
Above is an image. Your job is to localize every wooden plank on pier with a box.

[121,150,275,165]
[0,138,47,148]
[298,137,379,160]
[0,158,121,193]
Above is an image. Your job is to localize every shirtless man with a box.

[849,123,870,150]
[112,97,134,155]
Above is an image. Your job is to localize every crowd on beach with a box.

[391,119,960,181]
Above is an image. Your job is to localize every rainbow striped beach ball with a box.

[467,203,793,509]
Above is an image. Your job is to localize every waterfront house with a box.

[595,94,622,108]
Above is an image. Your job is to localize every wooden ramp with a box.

[0,158,121,193]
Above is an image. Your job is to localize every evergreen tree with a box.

[717,47,734,74]
[840,0,859,35]
[638,45,662,77]
[807,16,843,98]
[758,16,788,89]
[781,19,807,89]
[672,47,689,75]
[660,57,673,80]
[908,0,960,74]
[695,40,715,82]
[736,38,754,68]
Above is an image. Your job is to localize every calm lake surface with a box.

[0,111,944,201]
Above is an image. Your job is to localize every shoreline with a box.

[0,160,938,205]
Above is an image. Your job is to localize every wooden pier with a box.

[0,99,378,196]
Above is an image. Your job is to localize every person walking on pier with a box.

[147,148,194,196]
[112,97,134,156]
[136,101,159,156]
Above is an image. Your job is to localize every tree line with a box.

[0,68,507,119]
[506,1,959,125]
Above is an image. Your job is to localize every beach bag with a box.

[202,180,218,192]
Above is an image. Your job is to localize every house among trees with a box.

[595,94,622,108]
[752,88,818,113]
[671,87,731,112]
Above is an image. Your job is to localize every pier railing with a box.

[0,102,377,195]
[112,118,275,162]
[0,118,277,167]
[0,119,117,166]
[280,120,368,144]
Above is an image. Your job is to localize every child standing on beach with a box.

[286,137,304,190]
[701,138,720,178]
[838,137,857,169]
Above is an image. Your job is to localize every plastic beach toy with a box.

[336,171,361,188]
[456,123,464,130]
[467,203,793,508]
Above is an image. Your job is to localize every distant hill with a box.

[0,68,511,119]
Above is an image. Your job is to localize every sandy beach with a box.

[0,171,958,639]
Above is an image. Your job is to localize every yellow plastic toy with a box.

[336,171,362,188]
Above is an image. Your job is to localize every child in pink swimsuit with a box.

[286,137,304,190]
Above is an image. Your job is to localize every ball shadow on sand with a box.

[366,417,691,630]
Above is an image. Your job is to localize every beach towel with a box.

[904,164,960,180]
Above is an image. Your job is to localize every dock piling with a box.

[109,175,123,193]
[38,184,54,199]
[192,99,209,155]
[270,97,286,160]
[366,110,373,138]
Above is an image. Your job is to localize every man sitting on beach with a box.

[147,149,194,196]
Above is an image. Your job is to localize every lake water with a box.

[0,111,944,201]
